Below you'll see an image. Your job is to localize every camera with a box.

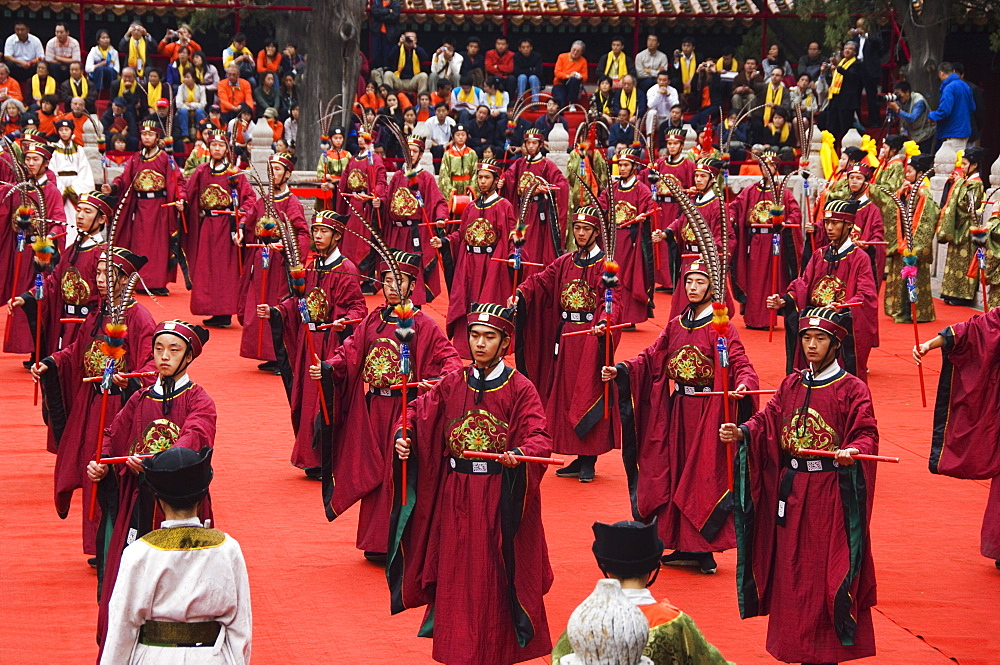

[879,93,898,104]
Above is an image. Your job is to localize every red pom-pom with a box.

[603,260,619,275]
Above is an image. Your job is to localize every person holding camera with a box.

[886,80,934,155]
[118,22,155,80]
[429,38,463,93]
[730,57,763,114]
[385,32,429,97]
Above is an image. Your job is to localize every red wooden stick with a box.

[59,317,87,324]
[768,251,779,342]
[307,347,330,426]
[33,297,42,406]
[831,301,863,308]
[912,302,927,408]
[721,362,732,491]
[83,371,157,383]
[861,241,889,245]
[4,250,23,344]
[87,386,110,521]
[315,318,363,329]
[462,450,564,466]
[400,371,408,506]
[561,322,633,338]
[982,267,990,314]
[99,454,154,465]
[256,258,270,358]
[691,389,777,396]
[388,378,440,390]
[796,448,900,463]
[490,257,544,267]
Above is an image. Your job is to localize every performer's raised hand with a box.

[308,361,322,380]
[430,236,443,249]
[372,196,382,209]
[6,295,24,315]
[506,295,518,309]
[731,383,748,398]
[232,228,243,246]
[601,365,617,382]
[256,304,270,319]
[719,423,742,443]
[86,460,108,483]
[101,183,112,195]
[913,334,944,364]
[29,362,48,381]
[395,436,411,460]
[651,229,666,243]
[112,373,129,388]
[834,447,860,466]
[497,450,521,468]
[766,294,783,310]
[329,318,348,332]
[125,455,145,474]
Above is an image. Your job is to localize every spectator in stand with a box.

[953,62,983,145]
[534,96,569,139]
[824,40,863,143]
[484,36,515,96]
[262,106,283,145]
[798,41,825,82]
[414,92,434,122]
[658,104,686,141]
[715,48,739,106]
[426,101,455,164]
[44,23,80,83]
[205,104,223,132]
[607,107,635,158]
[467,104,500,157]
[671,36,699,111]
[612,74,645,120]
[635,34,668,96]
[482,76,509,123]
[459,37,485,88]
[429,39,462,94]
[4,22,44,83]
[790,73,819,114]
[118,22,154,79]
[431,78,451,109]
[158,24,201,63]
[850,17,883,126]
[0,63,23,104]
[721,109,749,161]
[450,75,484,121]
[101,96,137,150]
[760,65,790,127]
[165,46,194,87]
[85,29,119,92]
[254,71,280,120]
[227,103,254,153]
[379,91,405,125]
[597,36,635,90]
[59,61,96,113]
[256,39,286,79]
[175,69,206,141]
[222,33,256,85]
[191,51,219,106]
[284,103,298,147]
[142,68,167,116]
[386,32,429,96]
[356,80,384,114]
[36,94,59,138]
[150,98,183,146]
[688,58,726,131]
[928,61,975,152]
[110,66,142,119]
[27,60,56,110]
[760,44,793,86]
[514,38,543,103]
[284,44,305,78]
[218,64,254,123]
[645,70,679,127]
[2,99,25,135]
[57,96,90,145]
[592,76,615,125]
[278,73,297,120]
[754,106,796,162]
[730,56,762,113]
[369,0,402,70]
[552,41,588,107]
[383,82,412,111]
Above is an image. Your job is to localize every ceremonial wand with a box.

[246,162,281,358]
[4,205,32,344]
[463,450,564,466]
[229,169,245,276]
[32,275,43,405]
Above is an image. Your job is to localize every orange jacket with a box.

[0,76,23,103]
[158,38,202,62]
[554,53,588,85]
[217,77,254,113]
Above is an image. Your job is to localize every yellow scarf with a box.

[396,48,420,76]
[147,82,162,109]
[618,88,637,116]
[828,57,855,97]
[185,85,196,103]
[489,90,504,107]
[68,76,89,100]
[715,57,738,73]
[768,122,790,144]
[128,37,147,74]
[679,54,696,92]
[117,80,137,97]
[604,52,627,80]
[819,130,837,179]
[458,87,477,105]
[31,75,56,100]
[763,83,783,124]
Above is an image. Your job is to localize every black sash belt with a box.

[467,244,496,254]
[138,620,221,647]
[673,383,713,396]
[750,227,777,235]
[449,455,502,475]
[136,190,167,199]
[777,455,839,526]
[561,310,594,323]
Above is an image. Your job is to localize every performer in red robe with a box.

[391,303,553,665]
[10,191,110,358]
[731,158,802,329]
[768,199,878,382]
[431,158,520,354]
[598,147,655,326]
[104,119,183,294]
[2,142,67,355]
[88,319,217,653]
[384,137,449,305]
[237,153,309,368]
[916,309,1000,567]
[611,257,758,574]
[266,211,367,476]
[33,248,155,558]
[647,128,695,291]
[659,158,735,321]
[514,207,621,482]
[501,128,569,277]
[336,129,387,286]
[835,162,885,287]
[721,307,879,665]
[185,129,257,327]
[311,250,461,558]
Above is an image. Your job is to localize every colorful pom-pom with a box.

[603,260,619,275]
[770,207,785,227]
[900,265,918,280]
[288,265,307,297]
[711,302,730,334]
[31,236,55,265]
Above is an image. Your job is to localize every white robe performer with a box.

[101,517,252,665]
[50,137,95,243]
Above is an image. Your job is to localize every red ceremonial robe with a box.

[735,365,878,664]
[514,246,621,456]
[237,189,308,361]
[2,175,67,354]
[38,300,155,554]
[731,182,802,329]
[930,309,1000,560]
[388,364,553,665]
[95,379,218,653]
[185,161,258,316]
[336,149,388,271]
[319,306,462,553]
[111,148,183,290]
[666,190,735,320]
[384,167,448,304]
[598,176,656,325]
[852,196,886,284]
[442,192,519,354]
[501,154,569,277]
[781,240,878,381]
[649,155,695,289]
[270,249,367,470]
[617,306,758,551]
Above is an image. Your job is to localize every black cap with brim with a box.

[592,519,664,578]
[143,446,214,503]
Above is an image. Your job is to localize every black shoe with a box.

[745,325,769,331]
[150,288,170,297]
[87,557,97,569]
[555,457,583,478]
[22,360,33,370]
[995,559,1000,570]
[660,551,700,567]
[257,361,279,374]
[622,324,637,332]
[654,286,670,293]
[363,551,387,563]
[361,283,378,296]
[943,296,973,307]
[698,552,717,574]
[202,315,232,328]
[304,467,321,480]
[578,455,596,483]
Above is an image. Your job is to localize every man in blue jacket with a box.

[929,62,975,151]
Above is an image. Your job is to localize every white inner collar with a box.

[153,373,191,395]
[809,360,842,381]
[473,361,506,381]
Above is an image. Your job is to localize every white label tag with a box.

[684,385,695,396]
[127,527,138,545]
[807,460,823,472]
[777,501,786,518]
[472,461,488,474]
[413,237,420,248]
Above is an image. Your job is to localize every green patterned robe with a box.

[565,148,609,249]
[938,175,985,301]
[884,182,938,323]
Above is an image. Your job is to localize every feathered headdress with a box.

[317,95,344,145]
[870,158,936,273]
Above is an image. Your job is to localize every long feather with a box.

[657,175,724,299]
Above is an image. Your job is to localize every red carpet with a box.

[1,284,997,664]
